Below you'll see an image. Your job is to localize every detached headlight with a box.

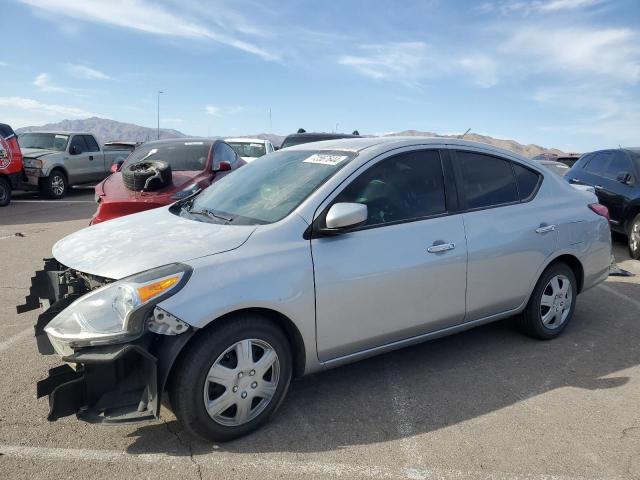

[171,183,201,200]
[44,263,192,349]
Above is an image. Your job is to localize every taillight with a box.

[589,203,610,221]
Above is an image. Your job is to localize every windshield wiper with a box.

[189,208,233,223]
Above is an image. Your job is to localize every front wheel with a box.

[628,214,640,260]
[0,177,11,206]
[169,315,292,442]
[40,170,67,199]
[518,262,577,340]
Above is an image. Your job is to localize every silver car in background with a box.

[20,137,611,442]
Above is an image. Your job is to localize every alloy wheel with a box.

[203,339,280,427]
[539,274,572,329]
[51,175,65,196]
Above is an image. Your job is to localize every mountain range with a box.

[15,117,568,157]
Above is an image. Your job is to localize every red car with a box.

[0,123,24,206]
[91,138,244,224]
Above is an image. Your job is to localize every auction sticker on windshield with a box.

[303,154,348,166]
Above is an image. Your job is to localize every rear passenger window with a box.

[512,163,540,201]
[456,151,519,209]
[83,135,100,152]
[584,152,611,176]
[70,135,88,154]
[335,150,446,227]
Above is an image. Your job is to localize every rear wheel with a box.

[169,315,292,442]
[0,177,11,206]
[518,262,577,340]
[628,214,640,260]
[40,170,67,199]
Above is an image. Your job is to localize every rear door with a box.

[450,149,556,320]
[312,148,468,361]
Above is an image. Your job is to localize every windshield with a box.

[123,141,212,171]
[228,141,266,158]
[19,133,69,151]
[182,149,356,225]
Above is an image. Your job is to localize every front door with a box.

[66,135,94,184]
[312,149,467,362]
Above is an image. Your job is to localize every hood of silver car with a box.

[52,206,256,279]
[21,148,59,159]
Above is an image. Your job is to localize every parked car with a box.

[91,138,243,225]
[539,159,570,177]
[19,132,130,199]
[279,128,362,149]
[0,123,24,206]
[555,154,581,168]
[225,138,274,163]
[567,148,640,259]
[103,141,142,154]
[19,137,611,442]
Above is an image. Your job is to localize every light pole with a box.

[157,91,164,140]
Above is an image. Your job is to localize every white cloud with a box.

[458,55,498,88]
[68,64,111,80]
[502,26,640,83]
[479,0,605,15]
[338,42,433,85]
[33,73,70,93]
[161,117,184,123]
[538,0,604,12]
[19,0,277,61]
[0,61,7,67]
[205,105,244,116]
[0,96,96,118]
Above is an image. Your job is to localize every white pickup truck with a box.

[19,132,131,199]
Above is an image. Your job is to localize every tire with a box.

[0,177,11,206]
[40,170,67,199]
[518,262,577,340]
[169,315,292,442]
[122,160,171,191]
[627,214,640,260]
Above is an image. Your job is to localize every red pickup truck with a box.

[0,123,24,206]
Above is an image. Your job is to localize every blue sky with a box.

[1,0,638,152]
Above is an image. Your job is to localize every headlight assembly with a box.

[44,263,192,349]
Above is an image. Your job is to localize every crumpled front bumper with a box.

[17,259,194,424]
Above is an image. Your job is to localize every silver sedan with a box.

[23,137,612,442]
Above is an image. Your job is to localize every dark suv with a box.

[567,148,640,258]
[280,128,362,149]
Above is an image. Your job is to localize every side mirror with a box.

[215,161,232,172]
[274,146,280,151]
[322,203,368,233]
[616,172,632,185]
[69,145,79,155]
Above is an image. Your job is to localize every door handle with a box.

[535,224,556,234]
[594,184,603,190]
[568,178,579,184]
[427,242,455,253]
[89,155,94,160]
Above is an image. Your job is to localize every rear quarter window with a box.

[512,163,541,201]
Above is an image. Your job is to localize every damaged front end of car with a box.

[17,259,195,424]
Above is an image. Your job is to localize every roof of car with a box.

[141,137,216,146]
[19,131,89,136]
[225,138,267,143]
[284,136,532,162]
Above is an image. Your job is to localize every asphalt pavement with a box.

[0,193,639,480]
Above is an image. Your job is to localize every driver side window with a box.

[69,135,88,154]
[334,149,446,227]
